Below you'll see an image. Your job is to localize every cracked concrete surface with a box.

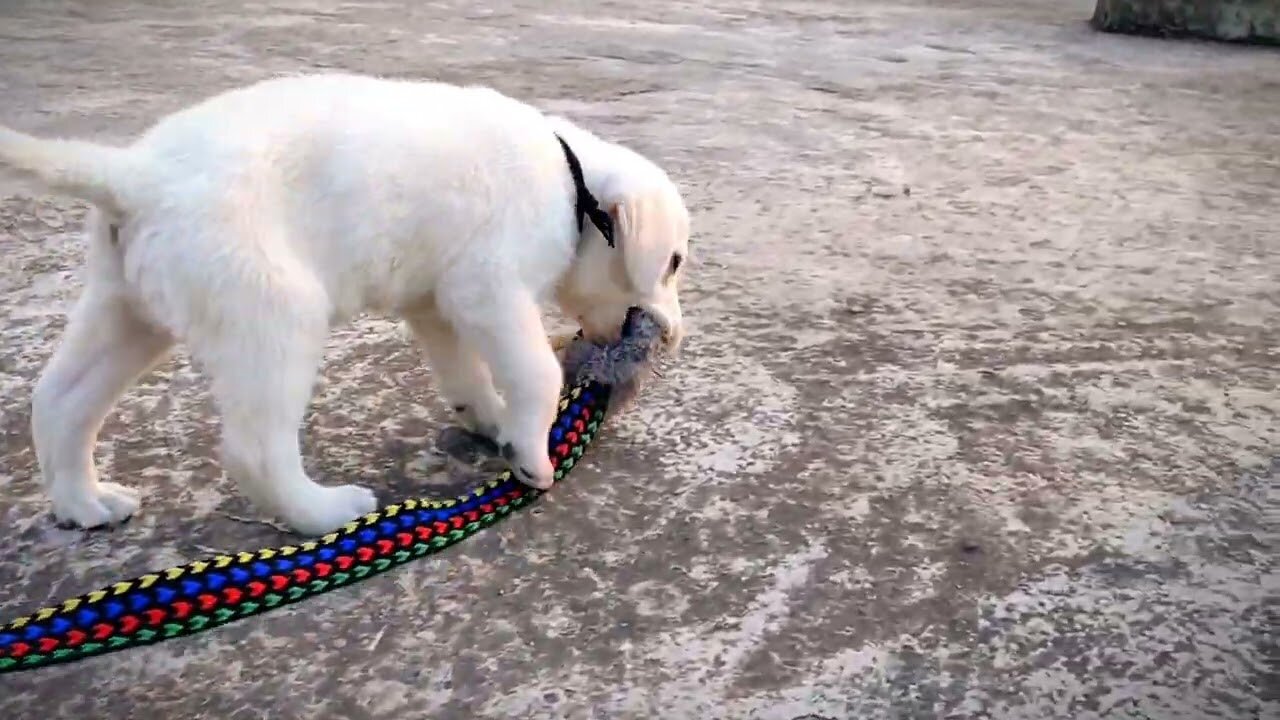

[0,1,1277,718]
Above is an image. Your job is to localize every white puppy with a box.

[0,73,689,535]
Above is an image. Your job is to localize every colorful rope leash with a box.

[0,380,612,674]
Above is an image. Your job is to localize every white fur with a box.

[0,73,689,535]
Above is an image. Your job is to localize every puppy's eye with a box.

[668,253,684,276]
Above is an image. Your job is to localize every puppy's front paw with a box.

[499,438,555,490]
[52,482,141,529]
[449,385,504,439]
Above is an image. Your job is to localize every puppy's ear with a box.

[609,194,670,293]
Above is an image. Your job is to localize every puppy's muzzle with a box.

[634,305,683,354]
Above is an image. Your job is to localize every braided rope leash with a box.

[0,380,610,674]
[0,304,671,676]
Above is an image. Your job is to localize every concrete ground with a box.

[0,1,1276,718]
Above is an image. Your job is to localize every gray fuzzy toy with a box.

[558,307,666,410]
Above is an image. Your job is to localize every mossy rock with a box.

[1091,0,1280,44]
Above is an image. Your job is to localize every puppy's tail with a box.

[0,125,137,214]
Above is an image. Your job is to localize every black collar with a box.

[556,134,615,248]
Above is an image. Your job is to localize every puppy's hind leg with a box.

[32,288,173,528]
[438,283,562,490]
[200,303,377,536]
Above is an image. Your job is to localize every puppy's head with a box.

[556,159,689,352]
